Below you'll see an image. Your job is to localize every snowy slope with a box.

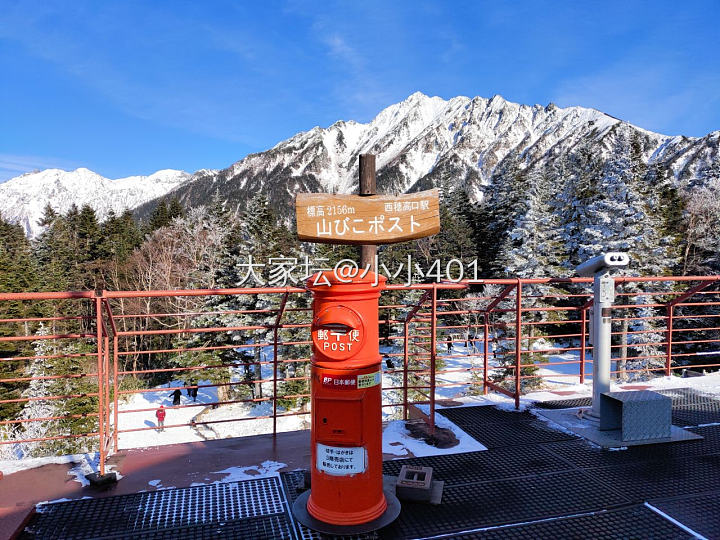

[229,92,629,196]
[139,91,719,219]
[0,168,192,237]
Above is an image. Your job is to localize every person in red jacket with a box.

[155,405,166,432]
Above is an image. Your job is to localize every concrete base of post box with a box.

[292,487,401,535]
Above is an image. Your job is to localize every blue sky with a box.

[1,0,718,181]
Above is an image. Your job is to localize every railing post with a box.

[403,319,409,420]
[113,335,119,453]
[430,285,437,430]
[515,280,522,409]
[104,334,110,453]
[94,294,106,477]
[580,308,587,384]
[483,312,489,395]
[666,305,674,377]
[272,292,289,437]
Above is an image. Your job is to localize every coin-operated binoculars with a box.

[576,253,630,417]
[292,271,401,535]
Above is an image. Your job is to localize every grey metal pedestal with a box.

[600,390,671,441]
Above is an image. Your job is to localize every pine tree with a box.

[77,204,101,262]
[34,205,74,291]
[167,198,185,221]
[97,209,142,263]
[555,139,605,267]
[435,187,476,264]
[499,166,567,278]
[47,340,98,455]
[478,152,534,276]
[17,324,58,458]
[146,200,171,233]
[0,214,38,420]
[240,193,298,281]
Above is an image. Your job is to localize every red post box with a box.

[292,270,400,534]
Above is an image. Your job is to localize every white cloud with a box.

[323,34,363,68]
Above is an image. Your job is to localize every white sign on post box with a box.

[316,443,367,476]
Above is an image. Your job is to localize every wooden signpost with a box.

[296,190,440,244]
[295,155,440,257]
[292,154,440,534]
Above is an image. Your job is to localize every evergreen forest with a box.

[1,143,719,458]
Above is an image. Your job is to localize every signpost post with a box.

[359,154,377,270]
[291,154,440,535]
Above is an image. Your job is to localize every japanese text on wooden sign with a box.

[296,189,440,244]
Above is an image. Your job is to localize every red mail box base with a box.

[307,364,386,524]
[293,488,401,536]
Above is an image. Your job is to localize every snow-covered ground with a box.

[423,368,720,414]
[197,400,309,439]
[0,451,122,486]
[115,340,720,450]
[117,380,218,449]
[4,336,719,477]
[383,415,486,457]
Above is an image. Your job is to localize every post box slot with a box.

[314,398,363,445]
[318,323,353,334]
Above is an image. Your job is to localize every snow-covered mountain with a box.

[4,92,718,237]
[136,91,719,218]
[0,168,192,237]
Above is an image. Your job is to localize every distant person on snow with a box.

[170,388,182,406]
[155,405,166,431]
[446,335,453,352]
[189,386,198,402]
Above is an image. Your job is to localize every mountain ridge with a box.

[0,167,193,237]
[2,92,718,237]
[136,91,717,220]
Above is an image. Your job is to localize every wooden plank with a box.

[296,189,440,245]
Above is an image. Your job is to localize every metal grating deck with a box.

[382,445,571,485]
[652,490,720,540]
[582,454,720,502]
[18,397,720,539]
[451,505,695,539]
[377,470,630,538]
[21,477,294,540]
[672,402,720,427]
[438,405,577,448]
[438,405,538,423]
[656,387,720,407]
[108,514,296,540]
[532,387,720,418]
[533,397,593,409]
[542,424,720,468]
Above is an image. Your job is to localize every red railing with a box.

[1,275,719,475]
